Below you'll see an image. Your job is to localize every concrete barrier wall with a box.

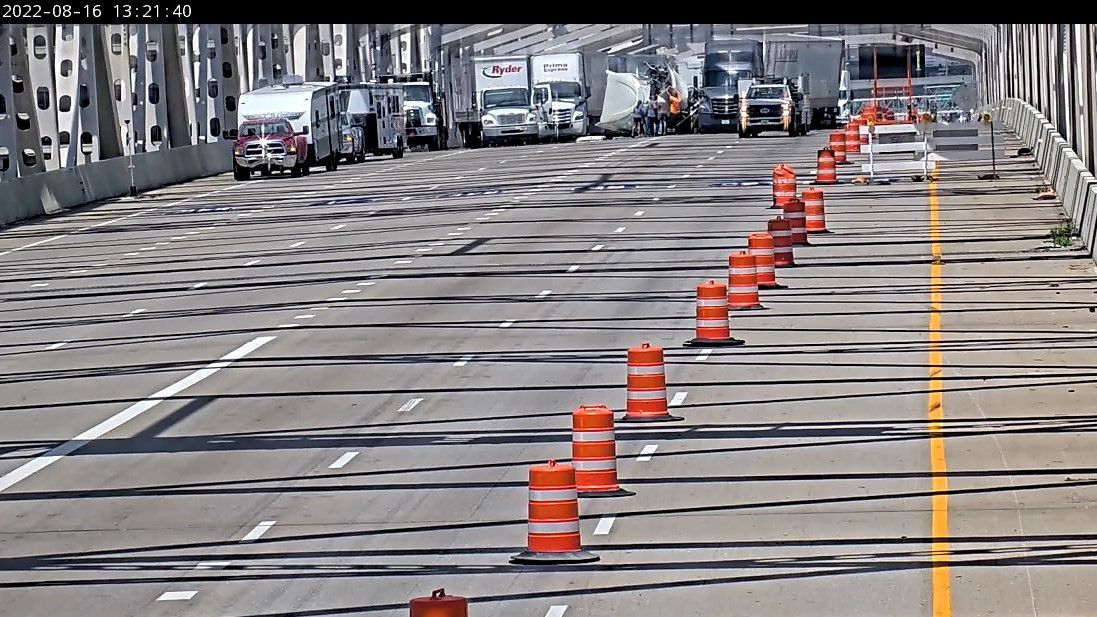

[1,142,232,227]
[994,97,1097,260]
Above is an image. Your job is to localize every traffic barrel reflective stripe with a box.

[829,131,848,164]
[748,232,782,288]
[815,148,838,184]
[572,404,633,497]
[728,251,763,310]
[771,163,797,209]
[781,198,808,245]
[621,343,680,422]
[768,218,795,268]
[845,121,861,154]
[510,460,600,564]
[410,589,468,617]
[685,280,745,347]
[803,188,828,233]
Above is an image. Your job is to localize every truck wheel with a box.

[290,164,302,177]
[233,163,250,181]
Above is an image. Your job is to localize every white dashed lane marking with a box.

[240,521,277,542]
[637,444,659,462]
[398,398,424,413]
[329,451,360,469]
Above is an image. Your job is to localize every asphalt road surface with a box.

[1,128,1095,617]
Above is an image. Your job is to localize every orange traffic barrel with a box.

[814,148,837,185]
[829,131,848,164]
[621,342,680,422]
[410,589,468,617]
[771,163,796,209]
[748,232,785,289]
[781,197,808,245]
[572,404,633,497]
[510,460,599,564]
[728,251,764,310]
[768,217,795,268]
[685,280,745,347]
[845,121,861,154]
[803,189,829,233]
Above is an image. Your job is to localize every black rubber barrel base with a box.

[511,550,600,565]
[619,413,684,423]
[810,180,840,185]
[759,283,789,289]
[578,488,636,498]
[730,304,767,311]
[807,229,833,234]
[685,337,746,347]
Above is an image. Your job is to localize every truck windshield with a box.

[483,88,530,110]
[748,86,788,99]
[703,69,750,88]
[240,122,290,136]
[404,84,432,103]
[548,82,582,100]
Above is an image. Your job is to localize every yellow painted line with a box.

[928,164,951,617]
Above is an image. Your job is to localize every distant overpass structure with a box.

[0,24,1092,218]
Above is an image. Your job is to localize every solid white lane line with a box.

[290,241,306,248]
[331,224,347,230]
[0,233,68,257]
[398,398,424,413]
[669,391,688,406]
[243,259,261,266]
[123,308,146,317]
[44,341,68,351]
[499,320,516,328]
[30,283,49,287]
[0,336,276,493]
[695,349,713,361]
[593,515,616,535]
[637,444,659,462]
[156,591,198,602]
[591,244,604,251]
[341,289,361,294]
[613,226,626,233]
[567,265,580,273]
[329,451,360,469]
[295,314,316,319]
[634,210,645,216]
[240,520,277,542]
[454,355,472,367]
[546,606,569,617]
[537,290,552,298]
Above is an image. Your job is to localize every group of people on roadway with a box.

[632,87,682,137]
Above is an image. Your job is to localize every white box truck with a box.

[237,76,340,173]
[765,36,845,128]
[474,56,538,147]
[531,52,588,141]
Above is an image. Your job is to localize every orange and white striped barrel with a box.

[814,148,837,184]
[803,189,828,233]
[829,131,847,164]
[771,164,796,207]
[781,198,808,245]
[748,232,783,288]
[572,404,633,497]
[510,460,599,564]
[845,121,861,154]
[410,589,468,617]
[728,251,762,310]
[622,342,677,422]
[686,281,744,346]
[768,217,795,268]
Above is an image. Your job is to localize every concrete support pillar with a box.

[25,25,59,170]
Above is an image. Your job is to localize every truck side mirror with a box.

[297,126,309,135]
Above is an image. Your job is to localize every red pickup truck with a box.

[232,119,309,180]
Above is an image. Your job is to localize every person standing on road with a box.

[668,87,681,134]
[655,94,669,136]
[632,101,644,137]
[645,95,658,136]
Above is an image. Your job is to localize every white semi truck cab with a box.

[531,53,588,141]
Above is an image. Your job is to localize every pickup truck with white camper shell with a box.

[234,77,340,180]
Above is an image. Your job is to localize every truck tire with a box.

[233,163,250,181]
[290,164,302,178]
